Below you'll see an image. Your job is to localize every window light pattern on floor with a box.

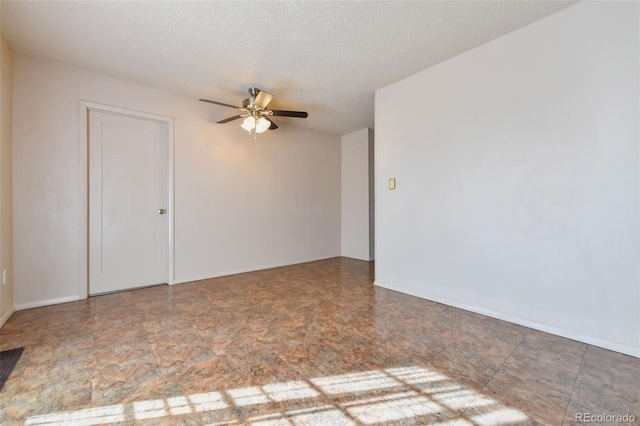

[25,366,529,425]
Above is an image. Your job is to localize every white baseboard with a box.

[13,256,342,307]
[172,254,341,285]
[15,295,82,311]
[0,305,15,327]
[517,317,640,358]
[340,255,375,262]
[374,280,640,358]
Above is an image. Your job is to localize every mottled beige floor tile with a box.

[577,345,640,394]
[93,312,146,334]
[2,306,53,326]
[151,343,216,376]
[565,355,640,426]
[510,330,586,369]
[465,316,529,348]
[501,351,581,390]
[0,331,42,350]
[480,366,573,425]
[6,369,93,422]
[93,323,149,349]
[162,355,246,398]
[426,351,497,394]
[92,370,168,407]
[439,333,516,371]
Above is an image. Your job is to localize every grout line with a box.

[560,344,588,425]
[457,329,526,422]
[220,387,246,425]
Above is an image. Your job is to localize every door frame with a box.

[79,101,175,299]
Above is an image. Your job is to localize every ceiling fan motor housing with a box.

[242,98,254,109]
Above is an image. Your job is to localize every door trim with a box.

[79,101,175,300]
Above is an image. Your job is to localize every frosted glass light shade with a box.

[255,117,271,133]
[241,116,256,132]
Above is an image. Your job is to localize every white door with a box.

[89,110,169,295]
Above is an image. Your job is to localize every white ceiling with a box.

[1,1,576,135]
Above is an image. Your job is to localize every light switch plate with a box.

[389,178,396,190]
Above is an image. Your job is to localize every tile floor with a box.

[0,257,638,425]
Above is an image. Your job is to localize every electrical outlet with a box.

[2,269,6,285]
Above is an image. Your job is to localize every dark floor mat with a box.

[0,347,24,391]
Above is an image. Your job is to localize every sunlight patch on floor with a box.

[250,405,350,426]
[472,408,530,425]
[189,391,228,412]
[133,399,166,420]
[310,370,399,395]
[25,405,124,425]
[24,366,530,425]
[347,393,442,424]
[263,380,320,402]
[227,386,272,407]
[433,389,492,411]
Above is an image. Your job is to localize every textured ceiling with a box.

[2,1,576,135]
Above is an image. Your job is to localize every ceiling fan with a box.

[199,87,308,134]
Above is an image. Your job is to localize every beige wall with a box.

[0,34,15,325]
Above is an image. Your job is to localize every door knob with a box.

[158,209,166,214]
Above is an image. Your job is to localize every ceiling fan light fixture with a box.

[255,117,271,133]
[241,116,256,132]
[200,87,308,135]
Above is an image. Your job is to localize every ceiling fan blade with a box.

[216,115,243,124]
[254,91,273,109]
[270,110,308,118]
[265,117,278,130]
[199,99,240,109]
